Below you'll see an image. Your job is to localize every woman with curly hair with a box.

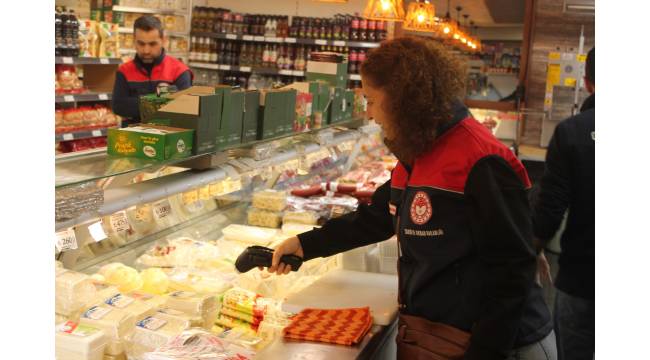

[263,37,556,360]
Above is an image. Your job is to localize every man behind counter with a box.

[111,15,192,125]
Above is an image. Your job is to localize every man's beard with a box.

[384,136,416,165]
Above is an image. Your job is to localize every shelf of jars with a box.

[189,31,381,49]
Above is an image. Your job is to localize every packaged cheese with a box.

[165,291,220,328]
[56,321,107,360]
[56,270,97,316]
[281,222,319,237]
[167,270,233,295]
[282,210,319,225]
[127,291,168,309]
[88,281,121,307]
[126,204,156,237]
[221,224,278,245]
[156,307,203,328]
[127,314,189,359]
[247,208,282,228]
[79,305,135,356]
[140,268,169,295]
[104,293,156,321]
[252,190,287,211]
[221,288,265,318]
[98,263,143,293]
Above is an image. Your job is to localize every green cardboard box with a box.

[258,89,296,139]
[107,125,194,160]
[213,85,243,150]
[139,94,173,124]
[148,86,222,155]
[306,61,348,88]
[281,89,297,135]
[242,90,260,143]
[343,89,355,121]
[328,87,346,124]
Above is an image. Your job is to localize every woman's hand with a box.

[265,236,305,275]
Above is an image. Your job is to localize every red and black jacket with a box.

[111,49,193,122]
[298,104,552,359]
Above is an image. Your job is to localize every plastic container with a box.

[56,321,107,360]
[56,270,97,317]
[247,208,282,228]
[221,224,278,245]
[252,190,287,212]
[127,314,190,359]
[79,305,135,356]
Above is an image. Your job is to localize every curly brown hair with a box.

[360,36,466,163]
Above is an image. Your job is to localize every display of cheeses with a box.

[164,291,220,327]
[252,189,287,212]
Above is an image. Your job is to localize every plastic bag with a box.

[142,328,256,360]
[98,22,120,58]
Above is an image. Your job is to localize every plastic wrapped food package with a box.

[281,223,319,237]
[56,270,98,317]
[215,313,258,332]
[141,329,256,360]
[87,280,121,308]
[56,321,107,360]
[79,304,135,356]
[101,212,133,248]
[127,314,190,359]
[98,22,120,58]
[98,263,143,293]
[247,208,282,228]
[166,269,234,295]
[137,237,223,270]
[221,224,278,246]
[282,210,319,225]
[126,204,156,237]
[128,291,168,309]
[156,308,202,328]
[221,288,266,319]
[140,268,169,295]
[104,293,157,322]
[252,190,287,212]
[164,291,220,327]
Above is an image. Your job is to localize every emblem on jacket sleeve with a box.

[410,191,432,225]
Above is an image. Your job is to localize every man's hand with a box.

[535,250,553,287]
[263,236,305,275]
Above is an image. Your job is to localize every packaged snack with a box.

[56,321,107,360]
[79,304,135,355]
[127,314,189,359]
[282,210,319,225]
[78,20,99,57]
[221,224,278,246]
[221,288,265,319]
[252,190,287,211]
[98,22,120,58]
[56,270,97,317]
[247,208,282,228]
[215,313,258,331]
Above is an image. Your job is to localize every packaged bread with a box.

[56,321,107,360]
[127,314,189,359]
[247,208,282,228]
[252,190,287,211]
[282,210,319,225]
[221,224,278,246]
[78,20,99,57]
[79,304,135,356]
[56,270,97,317]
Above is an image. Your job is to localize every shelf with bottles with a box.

[112,5,187,17]
[118,27,187,37]
[189,31,381,49]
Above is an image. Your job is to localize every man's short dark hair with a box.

[134,15,164,38]
[585,47,594,84]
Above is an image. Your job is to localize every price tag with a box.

[226,34,237,40]
[220,65,231,71]
[333,40,346,47]
[266,37,281,43]
[254,36,265,42]
[242,35,254,41]
[153,200,172,220]
[99,58,110,64]
[98,93,109,100]
[284,37,297,43]
[315,39,327,45]
[63,95,75,102]
[278,69,292,75]
[55,228,78,251]
[293,70,304,77]
[109,211,130,232]
[137,316,167,331]
[88,221,107,242]
[62,57,73,64]
[92,130,103,137]
[83,306,112,320]
[239,66,252,72]
[62,133,74,141]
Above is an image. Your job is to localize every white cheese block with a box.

[56,321,107,360]
[221,224,278,245]
[104,293,156,321]
[127,315,189,359]
[56,270,97,316]
[79,305,135,356]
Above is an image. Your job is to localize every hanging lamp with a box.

[363,0,406,22]
[453,6,464,41]
[460,14,469,45]
[403,0,437,32]
[436,0,456,37]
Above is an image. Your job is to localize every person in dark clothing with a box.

[260,38,556,360]
[533,47,595,360]
[111,15,192,124]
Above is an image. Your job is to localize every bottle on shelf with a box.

[349,49,358,74]
[262,44,271,67]
[359,17,368,42]
[55,7,63,56]
[210,38,218,64]
[189,36,197,61]
[367,19,376,42]
[350,16,360,41]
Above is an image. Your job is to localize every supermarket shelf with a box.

[56,147,106,161]
[120,48,188,58]
[55,57,122,65]
[56,117,365,189]
[55,128,112,142]
[112,5,187,16]
[118,27,188,37]
[55,92,112,103]
[189,62,305,77]
[190,32,381,49]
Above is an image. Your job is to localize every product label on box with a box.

[105,293,135,309]
[170,291,196,299]
[137,316,167,331]
[153,200,172,220]
[83,306,112,320]
[57,321,100,337]
[110,211,130,232]
[55,228,78,252]
[130,291,154,301]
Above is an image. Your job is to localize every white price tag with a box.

[278,69,292,76]
[137,316,167,331]
[315,39,327,45]
[62,133,74,141]
[266,37,281,43]
[91,130,103,137]
[226,34,237,40]
[100,58,110,64]
[239,66,252,72]
[284,37,297,43]
[109,211,130,232]
[293,70,304,77]
[220,65,231,71]
[153,200,172,220]
[62,57,73,64]
[98,93,109,100]
[63,95,75,102]
[88,221,107,242]
[242,35,254,41]
[254,36,265,42]
[55,228,78,251]
[333,40,346,47]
